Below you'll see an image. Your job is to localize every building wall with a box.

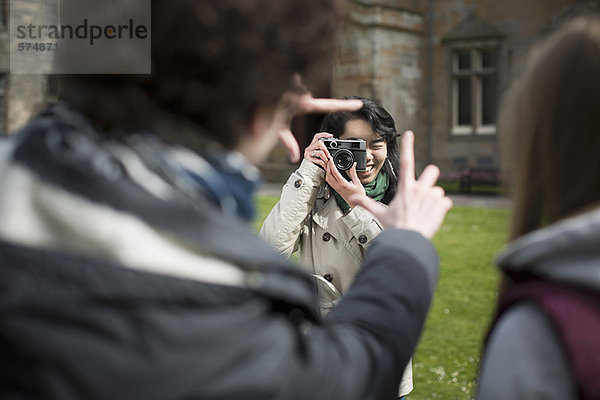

[2,0,596,185]
[260,0,429,181]
[332,0,428,172]
[329,0,598,182]
[428,0,581,177]
[5,74,47,133]
[0,0,49,135]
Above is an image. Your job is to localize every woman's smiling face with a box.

[339,118,387,184]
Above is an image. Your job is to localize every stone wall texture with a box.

[330,0,597,178]
[2,0,599,182]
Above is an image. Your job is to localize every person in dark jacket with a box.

[477,16,600,400]
[0,1,452,399]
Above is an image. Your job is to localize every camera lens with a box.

[334,149,354,171]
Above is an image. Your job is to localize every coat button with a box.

[358,235,368,244]
[323,273,333,282]
[322,232,331,242]
[294,179,302,188]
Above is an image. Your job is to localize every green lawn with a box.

[253,195,281,233]
[438,180,505,196]
[412,206,509,399]
[253,195,510,400]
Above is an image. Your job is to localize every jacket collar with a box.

[311,197,357,246]
[497,206,600,291]
[312,196,344,229]
[1,105,320,318]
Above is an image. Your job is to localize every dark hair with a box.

[61,0,344,150]
[319,96,400,199]
[499,16,600,239]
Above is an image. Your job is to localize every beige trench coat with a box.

[259,159,413,397]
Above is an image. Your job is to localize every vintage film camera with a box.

[320,138,367,173]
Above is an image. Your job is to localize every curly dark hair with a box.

[319,96,400,201]
[61,0,344,149]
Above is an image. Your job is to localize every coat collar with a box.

[1,106,320,318]
[311,197,357,246]
[312,196,344,229]
[497,206,600,291]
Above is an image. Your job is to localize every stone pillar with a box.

[332,0,427,171]
[2,0,48,135]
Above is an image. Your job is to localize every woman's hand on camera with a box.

[304,132,333,169]
[350,131,452,239]
[326,160,366,209]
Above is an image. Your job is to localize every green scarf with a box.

[332,170,390,214]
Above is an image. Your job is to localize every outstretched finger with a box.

[349,194,387,221]
[297,95,363,115]
[418,164,441,188]
[399,131,415,189]
[278,129,301,163]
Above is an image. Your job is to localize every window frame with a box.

[450,42,500,136]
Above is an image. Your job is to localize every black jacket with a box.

[0,107,439,399]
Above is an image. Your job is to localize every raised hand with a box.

[326,161,365,209]
[295,94,363,115]
[304,132,333,169]
[276,90,363,163]
[350,131,452,239]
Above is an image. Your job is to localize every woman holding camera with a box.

[260,97,412,399]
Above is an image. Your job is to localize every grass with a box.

[253,196,510,400]
[253,195,281,232]
[438,180,506,196]
[411,206,509,400]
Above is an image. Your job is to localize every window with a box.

[452,47,498,135]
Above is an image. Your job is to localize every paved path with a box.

[448,194,511,209]
[257,183,511,209]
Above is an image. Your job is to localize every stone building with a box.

[264,0,599,183]
[2,0,599,186]
[420,0,599,180]
[0,0,56,136]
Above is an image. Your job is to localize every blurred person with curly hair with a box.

[0,1,452,399]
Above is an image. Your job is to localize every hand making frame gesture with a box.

[351,131,452,239]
